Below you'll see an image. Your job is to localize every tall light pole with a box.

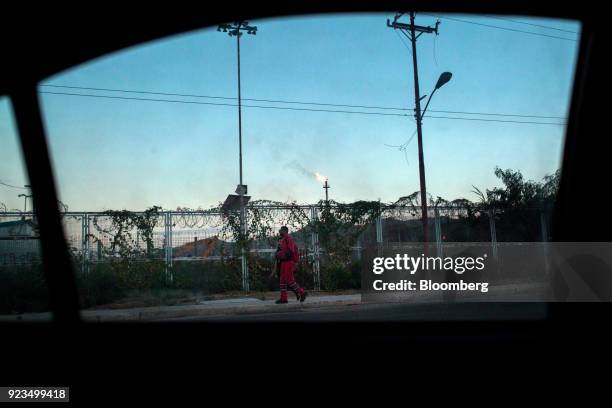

[387,12,445,248]
[218,21,257,191]
[218,20,257,291]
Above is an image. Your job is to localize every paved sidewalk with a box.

[0,281,551,322]
[0,294,362,322]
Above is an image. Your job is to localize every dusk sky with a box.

[1,13,580,211]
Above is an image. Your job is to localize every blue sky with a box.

[0,13,580,211]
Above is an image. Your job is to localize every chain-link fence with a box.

[1,204,553,294]
[0,214,41,267]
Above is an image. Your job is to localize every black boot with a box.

[275,299,288,304]
[299,291,307,303]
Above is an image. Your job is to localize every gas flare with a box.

[286,160,327,185]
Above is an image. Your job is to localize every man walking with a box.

[272,226,307,304]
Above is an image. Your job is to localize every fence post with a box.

[80,214,85,275]
[163,212,167,278]
[241,208,249,292]
[163,212,174,283]
[81,214,89,275]
[311,206,321,291]
[376,215,383,257]
[86,214,90,274]
[168,212,173,281]
[488,209,498,261]
[434,208,443,257]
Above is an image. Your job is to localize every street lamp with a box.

[218,20,257,292]
[422,72,452,118]
[414,71,452,250]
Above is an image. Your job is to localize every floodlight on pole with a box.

[217,20,258,292]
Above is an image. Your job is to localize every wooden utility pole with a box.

[387,12,440,248]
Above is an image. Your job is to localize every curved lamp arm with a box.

[421,72,452,121]
[421,87,437,120]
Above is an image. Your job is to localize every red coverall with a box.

[276,234,304,302]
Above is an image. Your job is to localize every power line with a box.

[428,110,564,120]
[482,15,579,34]
[385,129,418,149]
[394,28,411,52]
[39,91,409,117]
[385,128,418,166]
[39,90,567,125]
[422,14,578,42]
[424,114,565,125]
[41,84,409,112]
[0,180,27,190]
[39,84,566,120]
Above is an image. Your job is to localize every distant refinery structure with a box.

[315,172,330,202]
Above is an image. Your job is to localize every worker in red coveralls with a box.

[273,226,307,304]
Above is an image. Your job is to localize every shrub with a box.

[172,260,242,294]
[293,261,314,290]
[321,261,353,291]
[0,263,49,314]
[77,264,125,308]
[349,260,362,289]
[247,255,276,293]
